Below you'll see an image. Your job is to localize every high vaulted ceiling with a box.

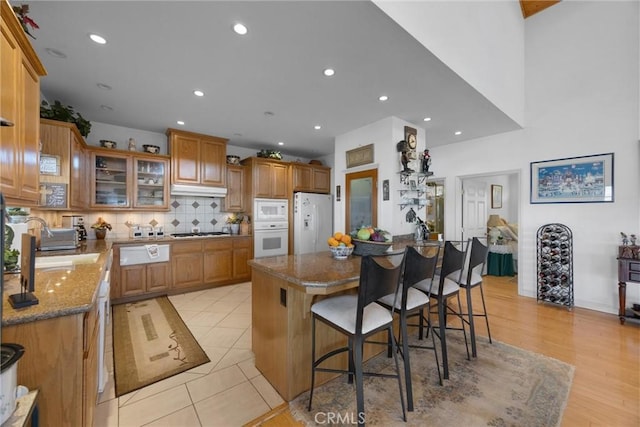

[24,1,528,158]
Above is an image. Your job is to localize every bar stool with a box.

[308,252,406,426]
[459,237,492,357]
[414,240,469,379]
[378,244,442,412]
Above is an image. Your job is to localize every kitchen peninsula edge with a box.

[249,239,415,401]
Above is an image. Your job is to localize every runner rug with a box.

[290,333,574,426]
[112,296,209,397]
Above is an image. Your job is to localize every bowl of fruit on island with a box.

[350,227,393,256]
[327,232,354,260]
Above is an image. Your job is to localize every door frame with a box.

[345,168,378,233]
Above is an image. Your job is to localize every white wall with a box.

[374,0,525,126]
[430,0,639,313]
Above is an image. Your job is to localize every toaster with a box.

[40,228,80,251]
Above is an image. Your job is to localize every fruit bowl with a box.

[330,246,354,260]
[352,239,392,256]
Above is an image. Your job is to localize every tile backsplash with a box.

[32,196,242,240]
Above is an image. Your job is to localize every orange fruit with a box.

[334,231,343,240]
[341,235,352,245]
[328,237,340,247]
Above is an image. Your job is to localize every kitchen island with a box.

[249,241,416,401]
[2,240,111,426]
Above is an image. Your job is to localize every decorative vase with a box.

[230,224,240,235]
[95,229,107,240]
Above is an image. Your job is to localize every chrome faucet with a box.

[25,217,54,238]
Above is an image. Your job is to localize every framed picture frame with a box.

[346,144,374,168]
[39,154,60,175]
[530,152,614,204]
[382,179,389,201]
[409,180,417,191]
[491,185,502,209]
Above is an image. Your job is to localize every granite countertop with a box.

[2,240,112,326]
[248,237,429,293]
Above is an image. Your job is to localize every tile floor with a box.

[94,282,284,426]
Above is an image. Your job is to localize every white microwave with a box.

[254,198,288,222]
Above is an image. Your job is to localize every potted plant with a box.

[226,214,243,235]
[91,217,112,240]
[4,225,19,271]
[40,100,92,137]
[6,207,28,224]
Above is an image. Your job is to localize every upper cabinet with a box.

[291,163,331,194]
[39,119,88,210]
[241,157,289,199]
[167,128,227,188]
[90,148,169,210]
[225,165,246,212]
[0,1,47,205]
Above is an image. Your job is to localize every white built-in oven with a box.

[254,198,288,222]
[253,199,289,258]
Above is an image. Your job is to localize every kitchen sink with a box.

[35,253,100,268]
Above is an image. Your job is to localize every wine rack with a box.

[536,223,574,308]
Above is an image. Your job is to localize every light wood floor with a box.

[247,275,640,427]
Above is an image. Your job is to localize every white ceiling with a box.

[25,1,521,158]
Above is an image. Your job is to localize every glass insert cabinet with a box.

[91,150,169,210]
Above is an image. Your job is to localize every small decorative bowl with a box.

[226,155,240,165]
[100,140,117,149]
[330,246,354,260]
[143,145,160,154]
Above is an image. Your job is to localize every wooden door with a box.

[19,57,41,203]
[0,23,21,199]
[120,264,146,296]
[70,132,87,209]
[233,238,252,280]
[271,163,289,198]
[147,262,171,292]
[292,164,311,192]
[253,161,273,197]
[311,166,331,193]
[345,169,377,233]
[201,138,226,187]
[225,165,245,212]
[462,179,488,241]
[170,133,200,184]
[203,239,233,284]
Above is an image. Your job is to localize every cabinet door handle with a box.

[0,117,15,127]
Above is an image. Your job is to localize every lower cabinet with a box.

[204,239,233,284]
[172,241,205,289]
[121,261,171,297]
[233,237,253,281]
[2,305,99,426]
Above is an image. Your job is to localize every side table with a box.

[617,257,640,325]
[487,245,514,277]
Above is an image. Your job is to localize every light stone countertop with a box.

[2,240,112,326]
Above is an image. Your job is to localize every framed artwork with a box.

[491,185,502,209]
[409,180,417,191]
[39,154,60,175]
[336,185,341,202]
[530,152,614,204]
[346,144,374,168]
[382,179,389,201]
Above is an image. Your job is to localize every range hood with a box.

[170,184,227,197]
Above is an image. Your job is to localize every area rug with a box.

[112,296,210,397]
[290,333,574,426]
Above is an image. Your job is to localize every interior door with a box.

[462,179,487,242]
[346,169,377,233]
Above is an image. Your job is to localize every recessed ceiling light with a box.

[45,48,66,58]
[314,125,321,130]
[423,117,432,122]
[89,34,107,44]
[323,68,335,77]
[96,83,112,90]
[378,95,389,102]
[233,23,248,35]
[454,131,462,135]
[177,120,185,125]
[193,90,204,97]
[100,105,113,111]
[277,141,284,146]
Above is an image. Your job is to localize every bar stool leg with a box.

[466,286,478,358]
[400,314,414,411]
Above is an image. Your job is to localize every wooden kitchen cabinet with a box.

[89,148,170,210]
[2,305,99,426]
[204,239,233,284]
[167,128,228,188]
[172,240,204,289]
[39,119,88,209]
[233,236,253,281]
[120,261,171,297]
[0,1,47,206]
[291,163,331,194]
[242,157,289,199]
[225,164,246,212]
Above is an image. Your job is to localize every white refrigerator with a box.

[293,192,333,255]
